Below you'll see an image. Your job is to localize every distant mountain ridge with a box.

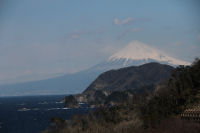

[0,69,101,96]
[0,41,189,96]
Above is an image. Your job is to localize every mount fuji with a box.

[90,41,190,74]
[0,41,190,96]
[101,40,189,69]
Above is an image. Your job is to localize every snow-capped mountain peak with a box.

[109,41,190,66]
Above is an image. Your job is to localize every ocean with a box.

[0,95,92,133]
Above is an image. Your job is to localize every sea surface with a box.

[0,95,92,133]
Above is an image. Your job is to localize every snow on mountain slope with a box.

[109,41,190,66]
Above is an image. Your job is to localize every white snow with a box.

[109,41,190,66]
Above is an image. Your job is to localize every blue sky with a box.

[0,0,200,84]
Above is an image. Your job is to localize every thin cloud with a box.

[113,17,136,25]
[113,17,151,26]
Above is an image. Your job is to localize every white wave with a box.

[47,107,69,111]
[55,101,63,104]
[62,107,69,110]
[47,108,61,111]
[17,108,31,112]
[17,107,40,111]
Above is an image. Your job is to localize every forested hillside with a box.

[43,58,200,133]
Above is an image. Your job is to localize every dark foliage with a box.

[141,58,200,128]
[43,59,200,133]
[84,62,174,93]
[93,90,107,104]
[105,91,129,104]
[64,95,79,108]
